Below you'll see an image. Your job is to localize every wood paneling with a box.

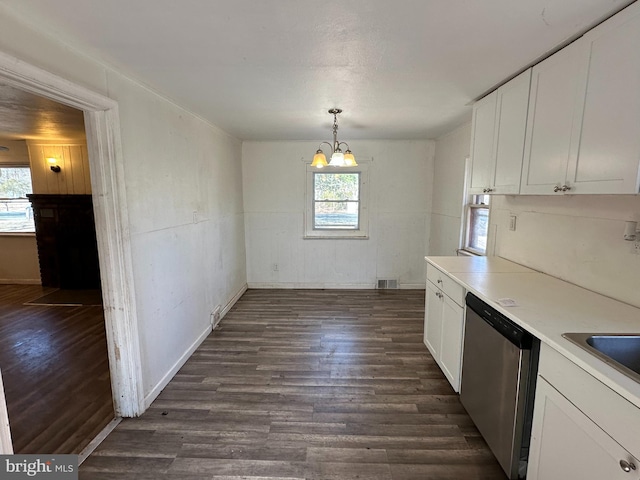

[27,143,91,194]
[81,289,506,479]
[0,284,113,454]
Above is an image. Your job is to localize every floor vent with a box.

[377,279,398,289]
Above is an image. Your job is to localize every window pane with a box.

[0,167,35,233]
[468,207,489,253]
[314,173,359,201]
[315,201,359,229]
[313,172,360,230]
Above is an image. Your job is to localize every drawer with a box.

[426,264,465,307]
[538,343,640,457]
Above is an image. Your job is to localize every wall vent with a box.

[377,279,398,289]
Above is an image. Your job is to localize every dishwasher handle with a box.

[465,292,533,349]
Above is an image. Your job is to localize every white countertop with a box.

[425,255,640,409]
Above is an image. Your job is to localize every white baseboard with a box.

[221,283,247,319]
[248,282,425,290]
[248,282,375,289]
[143,283,248,409]
[144,323,211,409]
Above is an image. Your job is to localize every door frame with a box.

[0,50,144,453]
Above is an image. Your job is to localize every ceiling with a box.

[0,84,86,143]
[0,0,635,141]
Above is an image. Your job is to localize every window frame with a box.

[460,156,490,256]
[0,164,35,235]
[304,163,369,239]
[463,194,490,255]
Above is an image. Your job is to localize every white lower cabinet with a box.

[528,345,640,479]
[528,377,639,480]
[423,265,465,392]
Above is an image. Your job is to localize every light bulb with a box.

[329,151,345,167]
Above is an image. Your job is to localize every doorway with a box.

[0,49,144,454]
[0,83,113,453]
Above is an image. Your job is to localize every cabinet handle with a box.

[561,184,572,192]
[483,187,494,193]
[619,460,636,472]
[553,185,562,193]
[437,279,443,284]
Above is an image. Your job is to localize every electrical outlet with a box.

[509,215,517,232]
[272,263,278,271]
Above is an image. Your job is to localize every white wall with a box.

[0,5,247,405]
[242,140,434,288]
[430,123,471,256]
[492,195,640,309]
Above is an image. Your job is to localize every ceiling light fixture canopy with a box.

[311,108,357,168]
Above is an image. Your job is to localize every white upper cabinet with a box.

[522,1,640,195]
[469,91,497,194]
[567,3,640,194]
[520,41,585,195]
[493,69,531,194]
[470,70,531,195]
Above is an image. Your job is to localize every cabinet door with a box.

[521,41,586,194]
[527,377,640,480]
[424,281,442,360]
[567,3,640,194]
[493,69,531,194]
[438,295,464,392]
[469,91,497,194]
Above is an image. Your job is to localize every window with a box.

[464,194,490,255]
[314,172,359,229]
[305,164,369,239]
[0,166,35,233]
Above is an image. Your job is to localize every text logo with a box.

[0,455,77,479]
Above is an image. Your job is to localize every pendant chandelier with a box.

[311,108,357,168]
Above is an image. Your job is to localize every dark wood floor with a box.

[0,284,114,454]
[82,289,506,479]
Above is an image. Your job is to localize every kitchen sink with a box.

[562,333,640,383]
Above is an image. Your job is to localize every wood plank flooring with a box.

[82,289,506,479]
[0,284,114,454]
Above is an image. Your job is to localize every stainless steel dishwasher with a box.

[460,293,540,480]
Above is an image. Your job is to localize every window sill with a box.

[457,248,485,257]
[304,233,369,240]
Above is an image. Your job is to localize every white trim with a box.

[0,47,144,444]
[249,282,376,289]
[0,370,13,454]
[143,324,211,409]
[459,156,471,250]
[248,282,425,290]
[143,282,247,408]
[221,283,248,318]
